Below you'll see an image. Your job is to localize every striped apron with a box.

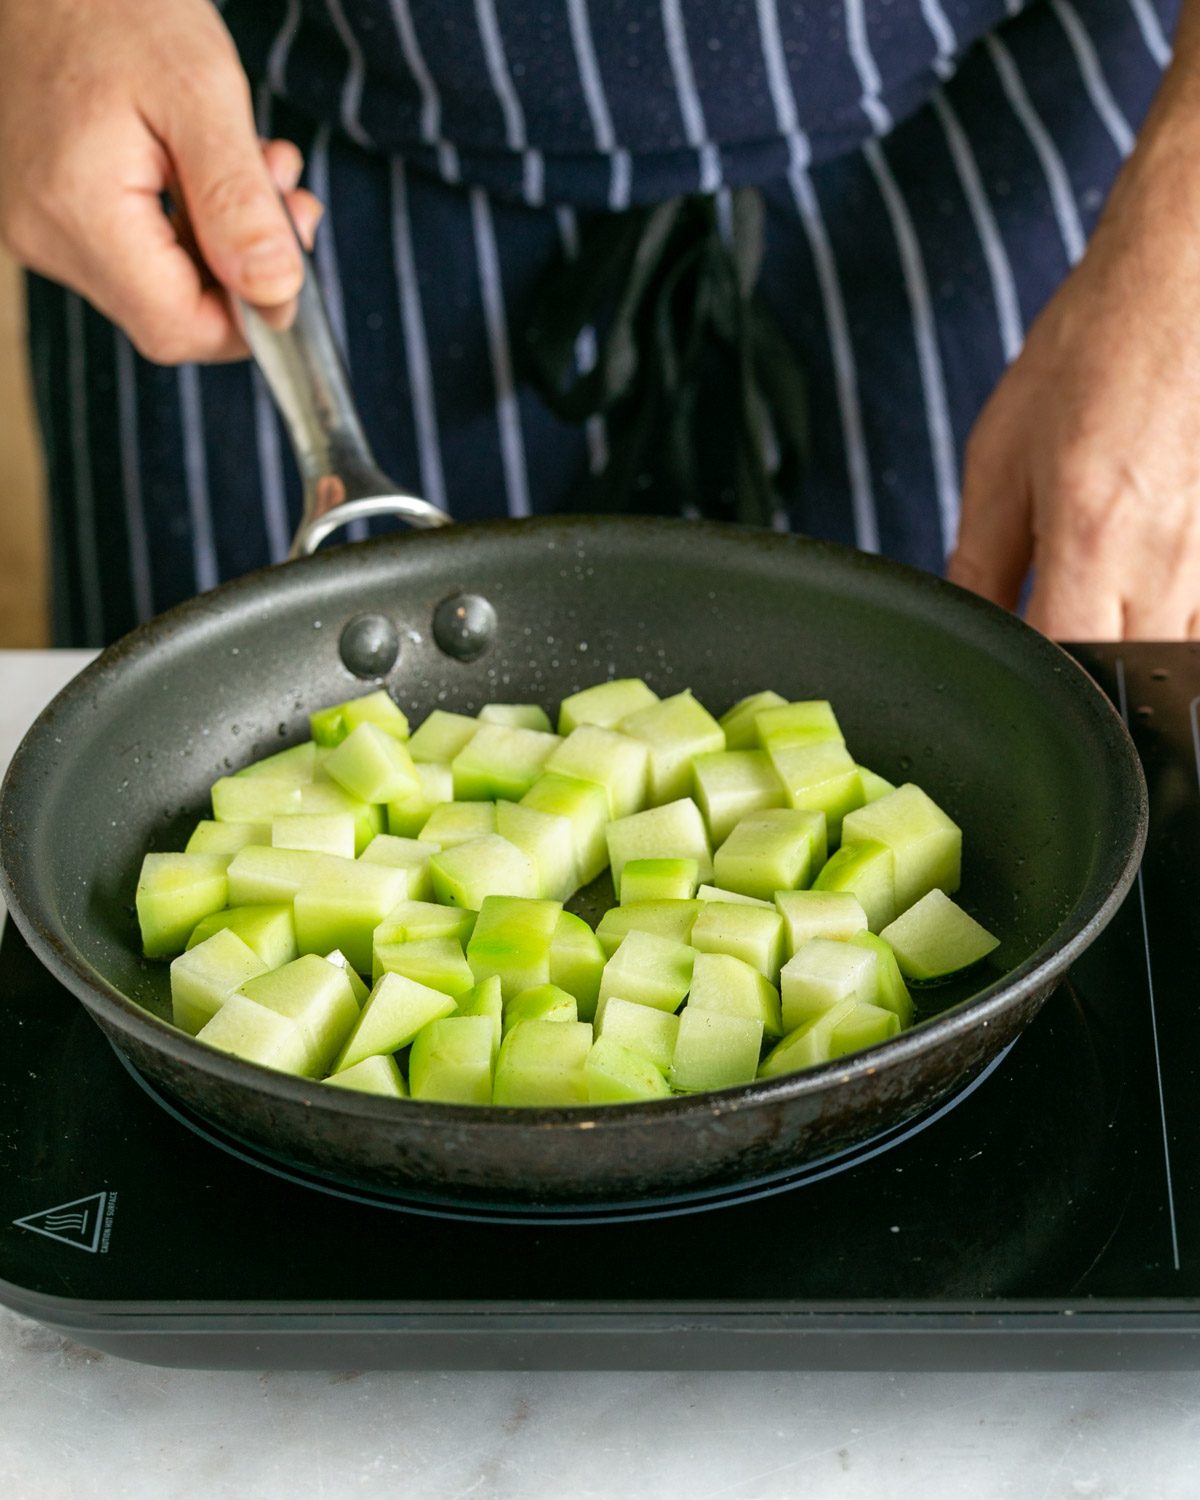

[27,0,1177,646]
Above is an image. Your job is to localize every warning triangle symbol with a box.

[12,1192,107,1254]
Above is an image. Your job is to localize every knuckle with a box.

[194,167,271,237]
[130,319,193,367]
[173,44,251,111]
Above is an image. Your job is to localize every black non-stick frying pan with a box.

[0,244,1147,1209]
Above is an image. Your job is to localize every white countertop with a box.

[1,650,1198,1500]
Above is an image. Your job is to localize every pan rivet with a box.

[433,593,497,662]
[338,614,400,678]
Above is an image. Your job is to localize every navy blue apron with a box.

[27,0,1177,645]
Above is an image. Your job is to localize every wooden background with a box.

[0,249,47,646]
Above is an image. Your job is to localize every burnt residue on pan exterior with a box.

[0,516,1147,1206]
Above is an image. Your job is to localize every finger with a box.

[1122,595,1195,641]
[1023,551,1124,641]
[81,183,248,363]
[284,188,324,251]
[160,76,303,307]
[945,430,1033,611]
[261,138,304,195]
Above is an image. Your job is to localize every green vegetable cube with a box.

[211,776,301,823]
[829,1002,901,1059]
[558,678,658,735]
[186,820,270,856]
[234,741,318,784]
[271,813,356,859]
[409,1016,496,1104]
[408,709,481,764]
[386,762,454,837]
[775,890,868,955]
[619,690,725,804]
[492,1019,593,1106]
[718,690,787,750]
[458,975,504,1061]
[754,700,844,750]
[879,889,999,980]
[504,983,578,1035]
[170,929,267,1035]
[188,904,298,969]
[375,898,477,943]
[322,1054,408,1097]
[595,900,702,956]
[596,996,680,1073]
[670,1008,763,1092]
[758,999,857,1077]
[695,885,773,908]
[375,936,476,997]
[196,994,310,1075]
[595,930,696,1025]
[450,723,560,801]
[690,901,785,981]
[858,766,896,803]
[226,846,329,905]
[335,971,457,1072]
[545,726,649,820]
[136,852,229,958]
[496,800,578,901]
[606,797,713,891]
[548,910,606,1021]
[620,858,700,904]
[325,949,370,1006]
[373,905,475,982]
[586,1036,671,1103]
[520,773,610,885]
[848,932,914,1026]
[293,857,409,973]
[768,741,864,843]
[690,749,786,843]
[780,939,879,1032]
[311,690,410,747]
[298,781,384,854]
[466,895,562,1001]
[323,722,420,805]
[359,834,436,901]
[687,952,783,1037]
[429,834,539,908]
[238,955,361,1076]
[479,703,553,732]
[417,801,497,849]
[812,838,897,931]
[712,808,826,901]
[842,784,962,913]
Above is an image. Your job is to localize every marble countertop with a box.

[1,650,1198,1500]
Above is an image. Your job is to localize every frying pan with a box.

[0,243,1147,1209]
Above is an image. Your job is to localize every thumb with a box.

[160,76,303,307]
[946,427,1033,611]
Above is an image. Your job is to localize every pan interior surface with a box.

[0,518,1144,1199]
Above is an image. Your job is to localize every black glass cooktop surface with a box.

[2,644,1199,1370]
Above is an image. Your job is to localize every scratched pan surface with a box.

[0,516,1146,1207]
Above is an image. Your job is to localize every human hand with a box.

[0,0,323,363]
[948,124,1200,639]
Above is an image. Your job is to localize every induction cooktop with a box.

[2,644,1199,1371]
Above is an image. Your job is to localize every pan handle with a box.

[235,229,451,558]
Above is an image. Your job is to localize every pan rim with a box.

[0,515,1148,1132]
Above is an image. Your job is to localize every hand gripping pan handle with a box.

[235,228,451,557]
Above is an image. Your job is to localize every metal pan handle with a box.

[235,229,451,558]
